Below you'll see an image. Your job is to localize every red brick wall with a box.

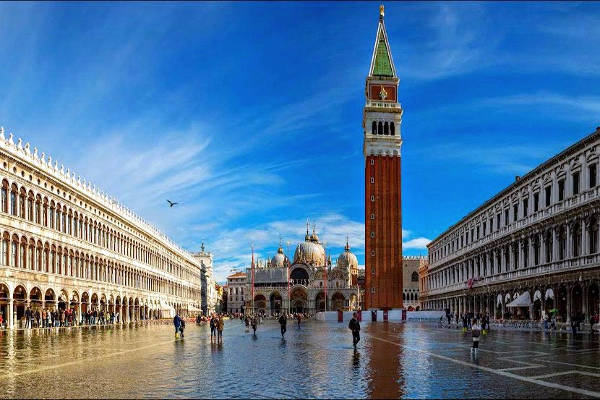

[365,155,403,309]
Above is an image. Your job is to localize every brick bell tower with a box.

[363,5,403,310]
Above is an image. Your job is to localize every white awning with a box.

[497,294,503,306]
[533,290,542,302]
[545,288,555,300]
[159,300,175,317]
[507,291,532,308]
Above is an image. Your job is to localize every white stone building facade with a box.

[225,272,246,314]
[0,127,203,328]
[422,127,600,324]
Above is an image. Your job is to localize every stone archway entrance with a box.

[331,292,345,311]
[290,287,307,313]
[270,292,282,315]
[13,285,26,323]
[254,295,267,315]
[315,292,326,312]
[0,284,9,327]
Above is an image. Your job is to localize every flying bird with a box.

[166,200,179,208]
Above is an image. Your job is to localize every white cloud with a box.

[425,142,557,176]
[485,92,600,120]
[403,237,431,250]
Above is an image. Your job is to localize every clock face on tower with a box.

[369,84,396,102]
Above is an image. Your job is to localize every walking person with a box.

[349,312,361,349]
[296,314,302,329]
[180,319,186,338]
[217,315,224,343]
[279,313,287,338]
[471,319,481,356]
[173,313,181,338]
[251,315,257,335]
[25,307,32,329]
[210,315,216,340]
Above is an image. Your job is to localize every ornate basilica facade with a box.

[0,127,203,328]
[243,229,360,315]
[422,127,600,325]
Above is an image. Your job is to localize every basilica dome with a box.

[294,230,326,265]
[271,246,288,268]
[336,240,358,274]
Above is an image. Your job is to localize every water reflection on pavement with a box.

[0,320,599,398]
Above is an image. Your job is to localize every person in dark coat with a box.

[278,314,287,338]
[349,312,361,349]
[173,314,181,336]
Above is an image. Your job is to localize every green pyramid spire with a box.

[372,30,393,77]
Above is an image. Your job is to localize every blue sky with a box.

[1,2,599,282]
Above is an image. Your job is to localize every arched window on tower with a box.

[384,122,389,135]
[378,121,383,135]
[390,122,395,135]
[372,121,377,134]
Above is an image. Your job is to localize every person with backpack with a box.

[348,312,361,349]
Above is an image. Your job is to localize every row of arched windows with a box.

[0,178,198,282]
[428,217,600,290]
[1,230,196,299]
[403,291,418,301]
[371,121,395,136]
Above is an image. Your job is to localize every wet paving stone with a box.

[1,321,600,398]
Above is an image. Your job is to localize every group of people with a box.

[16,307,124,329]
[209,314,224,342]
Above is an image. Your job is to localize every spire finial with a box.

[305,219,310,241]
[379,4,384,19]
[345,235,350,251]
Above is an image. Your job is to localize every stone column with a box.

[8,298,13,329]
[583,283,588,321]
[583,218,589,256]
[566,284,572,325]
[493,294,498,319]
[553,227,559,261]
[519,239,525,270]
[529,237,535,268]
[501,247,506,273]
[541,233,547,264]
[566,223,572,259]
